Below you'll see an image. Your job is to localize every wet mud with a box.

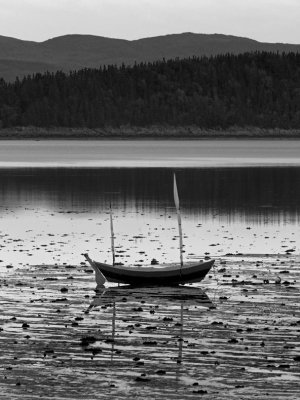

[1,255,299,399]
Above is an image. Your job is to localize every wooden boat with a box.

[84,174,215,286]
[83,256,214,286]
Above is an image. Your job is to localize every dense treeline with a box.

[1,52,300,129]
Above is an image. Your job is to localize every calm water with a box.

[1,140,300,399]
[1,139,300,167]
[0,165,300,267]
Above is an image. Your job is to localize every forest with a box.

[1,52,300,130]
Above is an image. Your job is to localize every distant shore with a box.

[1,126,300,139]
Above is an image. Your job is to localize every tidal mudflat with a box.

[0,254,299,399]
[0,153,300,399]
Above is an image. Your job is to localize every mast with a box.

[109,202,116,266]
[173,174,183,268]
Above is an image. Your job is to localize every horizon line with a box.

[1,31,299,46]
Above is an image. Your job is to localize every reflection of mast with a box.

[178,302,184,364]
[107,301,116,388]
[111,301,116,362]
[176,302,184,382]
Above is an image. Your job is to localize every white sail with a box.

[173,174,183,268]
[109,202,116,266]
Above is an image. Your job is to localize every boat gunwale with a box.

[94,259,214,278]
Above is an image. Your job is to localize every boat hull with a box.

[93,259,214,285]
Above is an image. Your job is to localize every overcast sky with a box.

[0,0,299,43]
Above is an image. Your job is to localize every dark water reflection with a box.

[0,167,299,266]
[1,167,300,219]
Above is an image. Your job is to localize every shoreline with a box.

[1,126,300,139]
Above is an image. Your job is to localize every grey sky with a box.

[0,0,299,43]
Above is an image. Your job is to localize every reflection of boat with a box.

[84,174,214,286]
[85,286,213,368]
[88,285,214,309]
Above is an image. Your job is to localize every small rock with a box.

[135,376,150,382]
[192,389,207,394]
[228,338,238,344]
[80,336,97,346]
[155,369,166,375]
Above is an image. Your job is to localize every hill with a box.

[1,53,300,133]
[1,33,300,81]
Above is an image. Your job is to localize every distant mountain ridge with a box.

[1,32,300,82]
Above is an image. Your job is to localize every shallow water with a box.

[0,142,300,398]
[1,139,300,167]
[0,167,300,268]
